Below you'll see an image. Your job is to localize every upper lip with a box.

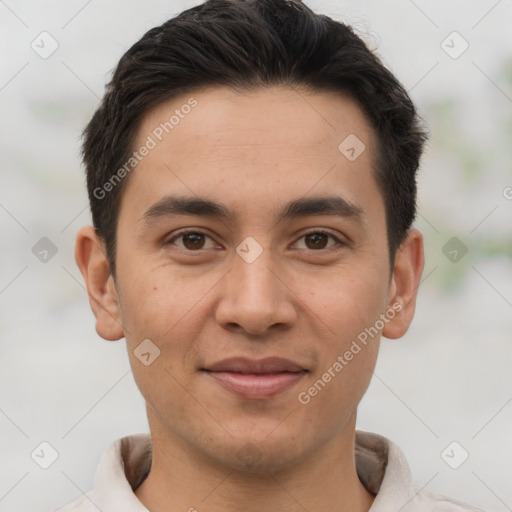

[203,357,307,374]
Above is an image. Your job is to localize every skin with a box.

[75,86,424,512]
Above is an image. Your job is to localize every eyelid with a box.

[291,228,347,251]
[165,228,348,252]
[165,229,219,249]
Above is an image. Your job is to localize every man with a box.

[58,0,482,510]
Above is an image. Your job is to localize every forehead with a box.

[125,86,381,224]
[136,86,374,157]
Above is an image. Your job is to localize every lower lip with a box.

[204,371,307,399]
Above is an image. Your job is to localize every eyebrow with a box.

[140,194,364,227]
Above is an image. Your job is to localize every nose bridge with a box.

[215,240,296,334]
[232,241,280,305]
[236,250,275,293]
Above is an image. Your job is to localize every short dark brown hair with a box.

[82,0,428,275]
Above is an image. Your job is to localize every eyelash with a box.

[165,229,346,252]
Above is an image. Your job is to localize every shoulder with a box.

[49,433,151,512]
[415,487,487,512]
[354,430,487,512]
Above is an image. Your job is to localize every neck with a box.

[135,410,375,512]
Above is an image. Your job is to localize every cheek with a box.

[115,259,194,335]
[116,269,200,411]
[298,267,386,392]
[115,262,221,385]
[298,277,383,419]
[304,266,389,337]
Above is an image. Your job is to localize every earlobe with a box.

[382,229,424,340]
[74,226,125,341]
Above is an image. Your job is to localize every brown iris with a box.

[304,232,329,249]
[179,232,331,251]
[182,233,206,250]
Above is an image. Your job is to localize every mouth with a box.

[201,357,309,399]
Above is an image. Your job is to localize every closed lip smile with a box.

[201,357,309,399]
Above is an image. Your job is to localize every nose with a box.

[214,247,297,336]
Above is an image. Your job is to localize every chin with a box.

[227,442,305,475]
[202,425,313,475]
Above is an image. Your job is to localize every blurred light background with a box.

[1,1,511,511]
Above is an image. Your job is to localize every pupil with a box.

[184,233,204,249]
[307,233,327,249]
[181,233,328,250]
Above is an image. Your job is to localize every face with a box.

[78,86,422,473]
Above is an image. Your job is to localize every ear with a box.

[74,225,124,341]
[382,229,424,339]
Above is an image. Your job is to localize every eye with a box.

[166,230,218,251]
[293,230,344,251]
[165,229,346,253]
